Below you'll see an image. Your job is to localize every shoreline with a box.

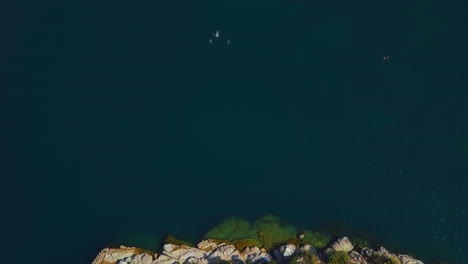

[91,216,431,264]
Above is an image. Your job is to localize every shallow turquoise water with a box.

[2,1,468,263]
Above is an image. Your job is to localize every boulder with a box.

[399,255,424,264]
[330,237,354,252]
[280,244,296,257]
[274,244,296,263]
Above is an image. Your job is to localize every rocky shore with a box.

[91,216,426,264]
[92,236,424,264]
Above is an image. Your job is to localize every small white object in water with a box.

[227,39,230,45]
[213,30,219,38]
[209,39,213,44]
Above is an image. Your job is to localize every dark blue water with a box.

[2,1,468,263]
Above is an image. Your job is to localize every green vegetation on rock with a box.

[328,251,351,264]
[203,215,335,251]
[301,230,333,249]
[233,239,263,251]
[254,215,297,249]
[204,217,257,241]
[290,252,321,264]
[383,256,401,264]
[164,235,193,246]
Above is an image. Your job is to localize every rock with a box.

[360,247,401,264]
[299,244,318,256]
[361,248,374,259]
[197,240,219,252]
[274,244,296,263]
[280,244,296,257]
[154,255,184,264]
[92,238,423,264]
[241,247,272,263]
[349,251,367,264]
[117,253,154,264]
[166,245,207,261]
[164,244,177,253]
[185,256,200,264]
[399,255,424,264]
[330,237,354,252]
[207,243,238,260]
[92,246,149,264]
[179,248,208,262]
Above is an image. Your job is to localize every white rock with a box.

[330,237,353,252]
[91,247,140,264]
[163,244,177,252]
[280,244,296,257]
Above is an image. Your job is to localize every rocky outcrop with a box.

[92,246,157,264]
[92,237,424,264]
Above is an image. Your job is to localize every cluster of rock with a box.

[321,237,424,264]
[91,240,270,264]
[91,237,424,264]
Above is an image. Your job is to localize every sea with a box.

[2,0,467,263]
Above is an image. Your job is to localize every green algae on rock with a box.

[203,215,332,251]
[204,217,258,241]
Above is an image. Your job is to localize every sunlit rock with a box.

[399,255,424,264]
[331,237,354,252]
